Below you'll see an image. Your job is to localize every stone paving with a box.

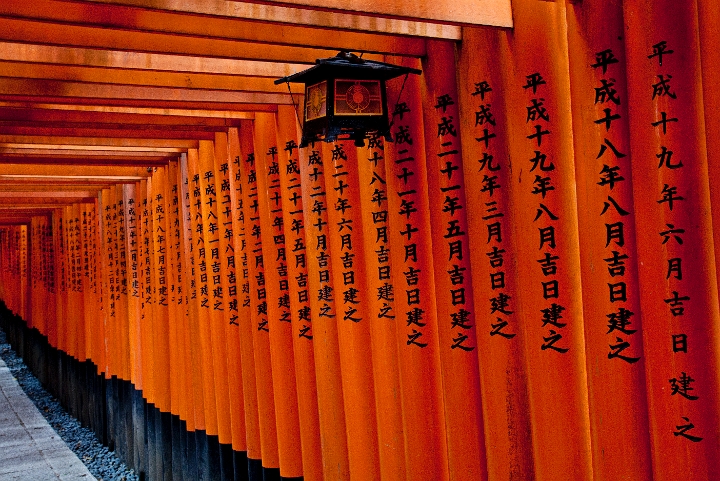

[0,358,96,481]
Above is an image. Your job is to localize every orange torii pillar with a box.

[275,107,324,481]
[297,131,351,481]
[384,56,448,481]
[229,124,264,480]
[624,0,720,478]
[498,0,594,478]
[239,121,282,479]
[565,1,654,479]
[457,26,535,480]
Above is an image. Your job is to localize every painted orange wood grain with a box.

[383,55,449,481]
[297,138,351,481]
[275,107,324,481]
[239,121,280,469]
[623,1,720,478]
[565,2,653,479]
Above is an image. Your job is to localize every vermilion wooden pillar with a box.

[179,152,205,433]
[239,120,281,471]
[421,38,488,480]
[456,26,536,481]
[497,0,594,478]
[355,129,406,480]
[212,132,248,454]
[228,126,262,462]
[321,139,381,481]
[254,112,304,477]
[384,55,449,481]
[187,148,217,436]
[623,0,720,478]
[565,2,653,479]
[297,137,351,481]
[275,106,324,481]
[198,139,233,446]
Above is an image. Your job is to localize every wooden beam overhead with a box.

[0,42,307,78]
[0,143,185,153]
[0,17,348,65]
[0,155,171,166]
[0,191,97,198]
[0,196,96,204]
[0,62,304,94]
[0,108,249,127]
[0,78,293,105]
[0,165,153,176]
[0,136,199,149]
[0,148,179,158]
[67,0,464,37]
[0,0,429,54]
[0,126,217,140]
[0,103,258,121]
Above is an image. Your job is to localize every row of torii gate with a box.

[2,1,720,480]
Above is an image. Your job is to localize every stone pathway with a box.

[0,358,97,481]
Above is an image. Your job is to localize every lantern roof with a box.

[274,51,421,85]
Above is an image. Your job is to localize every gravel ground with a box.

[0,328,139,481]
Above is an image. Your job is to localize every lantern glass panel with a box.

[305,81,327,121]
[334,79,382,116]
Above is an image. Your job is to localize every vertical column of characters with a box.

[74,205,86,359]
[105,193,120,373]
[114,190,127,377]
[149,169,172,413]
[457,27,535,480]
[29,218,40,330]
[5,227,16,314]
[142,179,159,403]
[212,133,247,453]
[383,55,449,481]
[187,148,219,437]
[54,208,67,354]
[421,39,489,479]
[19,225,27,321]
[254,113,303,477]
[228,125,261,462]
[65,205,79,359]
[115,188,130,379]
[498,0,593,477]
[238,121,280,470]
[179,153,204,433]
[565,2,653,479]
[355,132,405,479]
[44,216,58,341]
[124,184,143,391]
[297,142,351,480]
[99,188,113,378]
[81,205,92,362]
[0,229,6,306]
[137,180,156,399]
[623,3,720,477]
[275,107,323,481]
[72,204,86,363]
[198,141,233,446]
[167,161,188,427]
[92,199,106,374]
[322,140,380,480]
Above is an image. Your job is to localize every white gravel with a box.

[0,328,140,481]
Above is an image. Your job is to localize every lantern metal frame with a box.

[275,51,421,147]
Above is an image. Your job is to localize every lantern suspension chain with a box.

[284,80,304,132]
[387,73,410,133]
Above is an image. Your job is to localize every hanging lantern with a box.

[275,51,421,147]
